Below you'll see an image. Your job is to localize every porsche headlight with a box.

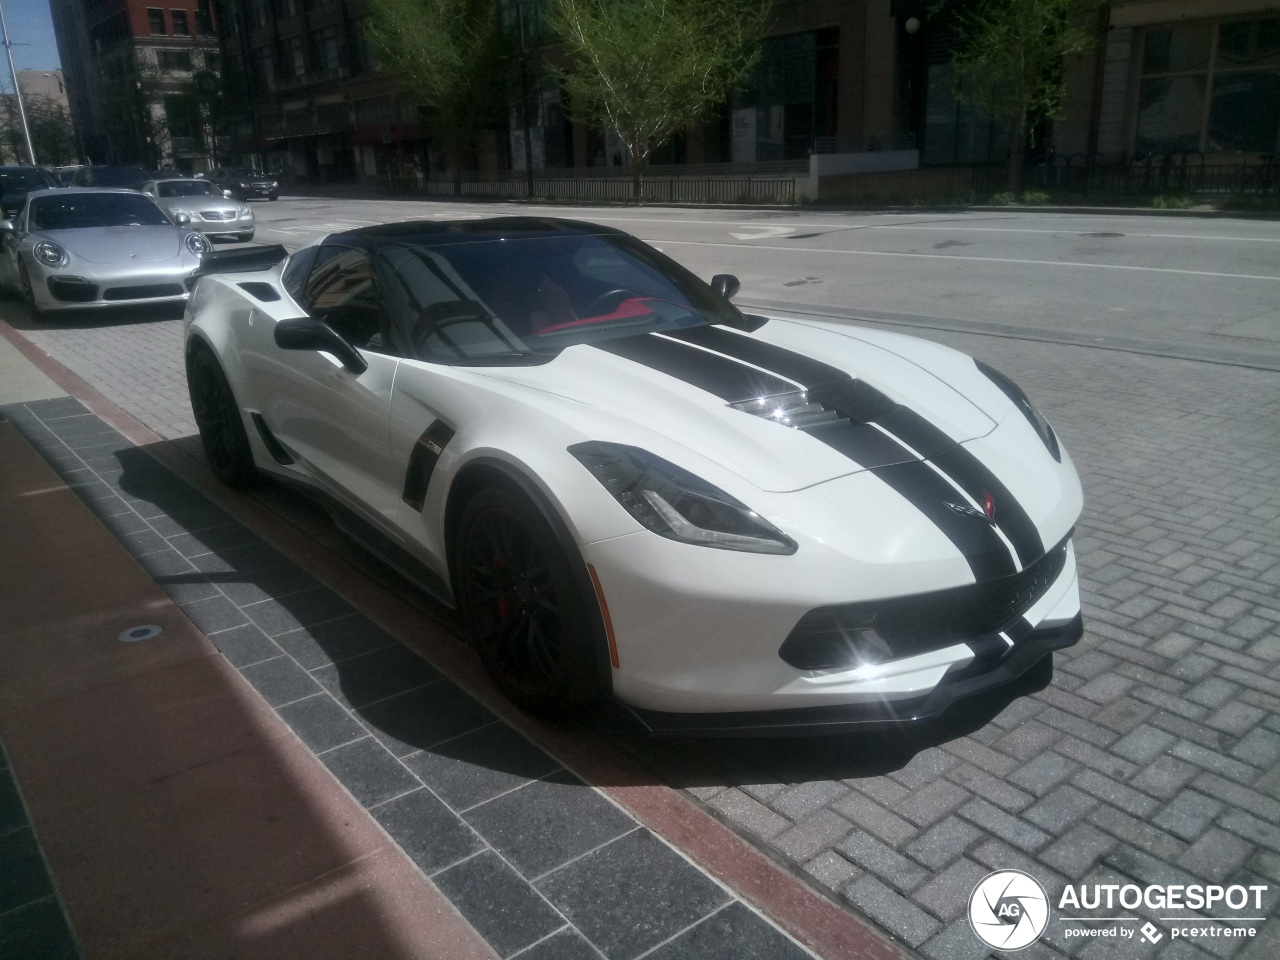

[33,241,68,267]
[185,232,212,257]
[976,360,1061,461]
[570,441,796,554]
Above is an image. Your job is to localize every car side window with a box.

[301,245,395,356]
[281,246,319,304]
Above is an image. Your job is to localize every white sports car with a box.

[184,218,1083,734]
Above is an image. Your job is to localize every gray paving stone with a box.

[1178,827,1254,883]
[1130,755,1200,801]
[1024,785,1099,831]
[800,850,861,893]
[904,816,984,871]
[888,748,958,789]
[895,779,971,829]
[1038,821,1118,880]
[769,780,849,822]
[835,830,929,893]
[830,793,920,846]
[770,809,852,863]
[1170,741,1260,786]
[1009,751,1079,797]
[1112,725,1178,764]
[840,875,941,948]
[945,763,1034,812]
[706,788,790,841]
[957,798,1051,853]
[911,856,988,922]
[1072,769,1161,819]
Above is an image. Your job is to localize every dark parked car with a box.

[209,167,279,201]
[71,165,155,190]
[0,166,59,217]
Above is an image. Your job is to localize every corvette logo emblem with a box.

[945,491,997,524]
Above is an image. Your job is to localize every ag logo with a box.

[969,870,1050,951]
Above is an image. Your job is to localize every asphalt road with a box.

[5,196,1279,960]
[250,197,1280,369]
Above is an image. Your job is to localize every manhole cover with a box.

[1082,232,1124,238]
[119,624,163,643]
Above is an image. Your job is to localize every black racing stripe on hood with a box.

[668,325,850,389]
[591,333,795,403]
[873,461,1019,582]
[878,407,1046,566]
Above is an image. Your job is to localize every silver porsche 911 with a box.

[0,188,210,318]
[141,178,255,242]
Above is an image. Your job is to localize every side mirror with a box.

[711,274,740,301]
[173,211,192,226]
[223,189,233,198]
[274,317,368,375]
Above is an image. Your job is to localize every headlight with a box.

[169,206,192,220]
[33,241,68,267]
[569,441,797,554]
[185,232,212,257]
[271,181,278,188]
[976,360,1061,461]
[239,204,253,217]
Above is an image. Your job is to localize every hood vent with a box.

[730,379,899,432]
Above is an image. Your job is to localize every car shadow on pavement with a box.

[0,298,184,331]
[104,435,1058,805]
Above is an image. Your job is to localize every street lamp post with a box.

[0,0,36,165]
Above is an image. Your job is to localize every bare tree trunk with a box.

[1008,106,1028,196]
[629,149,646,203]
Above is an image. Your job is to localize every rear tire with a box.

[187,347,257,489]
[455,487,597,713]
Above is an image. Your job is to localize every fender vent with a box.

[250,412,295,465]
[402,420,455,511]
[238,282,281,302]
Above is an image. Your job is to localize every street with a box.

[3,197,1278,960]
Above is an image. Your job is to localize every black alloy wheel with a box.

[187,347,257,488]
[456,488,591,712]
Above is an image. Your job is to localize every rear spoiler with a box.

[196,244,289,276]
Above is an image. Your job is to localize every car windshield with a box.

[157,180,221,198]
[29,193,172,230]
[0,169,53,191]
[376,232,742,363]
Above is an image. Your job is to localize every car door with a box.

[264,243,405,530]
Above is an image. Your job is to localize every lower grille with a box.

[47,277,98,302]
[779,534,1072,671]
[103,283,186,301]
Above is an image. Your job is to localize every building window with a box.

[278,0,299,18]
[1137,16,1280,155]
[314,25,341,72]
[171,9,189,35]
[157,50,193,72]
[147,8,166,35]
[280,35,305,77]
[195,0,213,35]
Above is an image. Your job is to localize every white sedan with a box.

[183,218,1083,733]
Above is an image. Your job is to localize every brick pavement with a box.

[6,304,1279,960]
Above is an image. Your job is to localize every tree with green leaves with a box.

[367,0,507,195]
[549,0,769,200]
[949,0,1100,194]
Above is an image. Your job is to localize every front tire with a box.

[237,231,254,242]
[18,262,45,320]
[455,488,596,713]
[187,346,257,489]
[268,193,278,201]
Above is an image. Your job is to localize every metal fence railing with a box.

[978,154,1278,197]
[381,174,798,205]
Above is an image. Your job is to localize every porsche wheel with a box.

[18,262,45,320]
[456,488,591,713]
[188,347,256,489]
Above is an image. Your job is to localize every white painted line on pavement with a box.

[652,239,1280,282]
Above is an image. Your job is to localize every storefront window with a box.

[1137,17,1280,156]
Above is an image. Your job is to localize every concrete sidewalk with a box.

[0,323,903,960]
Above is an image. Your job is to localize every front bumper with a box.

[34,263,197,311]
[624,613,1081,735]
